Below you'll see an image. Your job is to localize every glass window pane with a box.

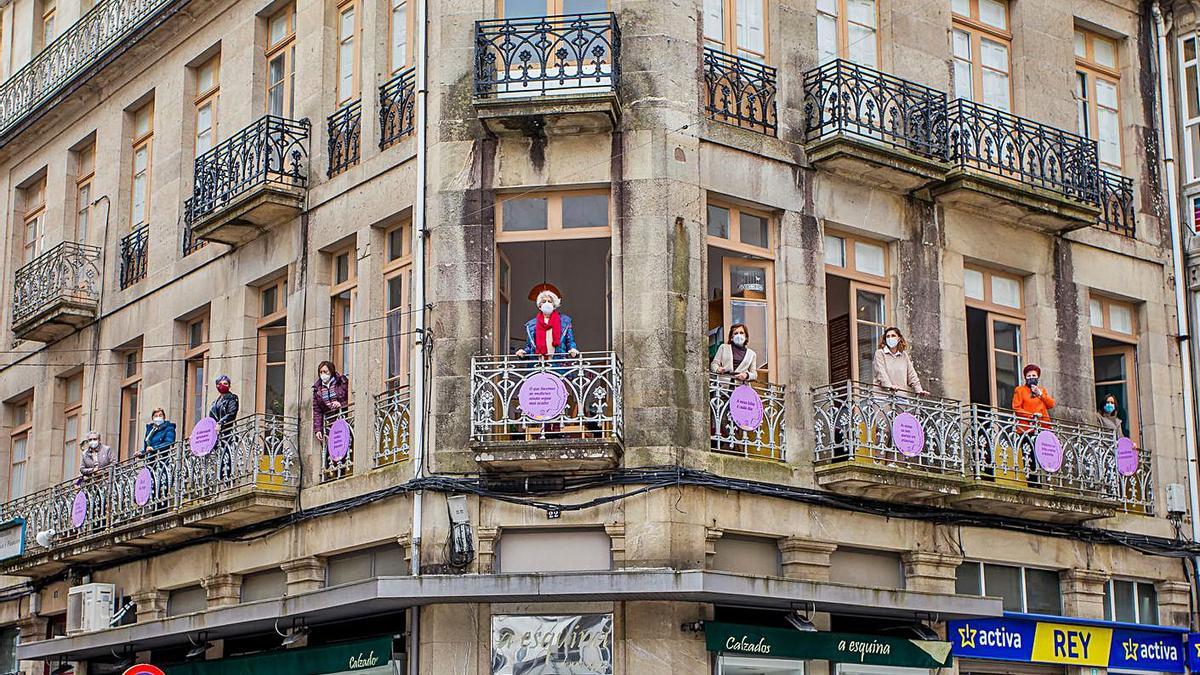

[1074,31,1086,59]
[983,564,1023,612]
[1187,37,1197,63]
[979,0,1007,29]
[735,0,765,55]
[952,0,970,15]
[995,351,1020,405]
[848,24,877,68]
[708,205,730,238]
[265,364,286,416]
[739,213,769,248]
[703,0,724,43]
[1090,299,1103,328]
[824,235,845,267]
[955,59,974,101]
[955,563,982,595]
[267,333,286,362]
[1076,73,1090,138]
[847,0,875,26]
[1103,582,1114,621]
[391,3,408,67]
[1137,583,1158,624]
[854,241,885,277]
[953,29,971,59]
[1113,580,1136,623]
[855,289,884,324]
[504,0,545,16]
[1025,569,1062,615]
[563,0,605,11]
[262,286,277,316]
[1188,65,1200,119]
[67,376,82,402]
[992,274,1021,308]
[1094,353,1126,382]
[730,265,766,299]
[1110,303,1134,334]
[269,11,289,43]
[501,198,548,231]
[389,227,406,260]
[817,12,838,65]
[1096,78,1118,109]
[993,320,1020,353]
[1094,37,1116,69]
[964,268,984,300]
[562,194,608,228]
[983,69,1011,110]
[731,301,769,369]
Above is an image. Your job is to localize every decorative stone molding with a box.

[1156,580,1191,628]
[281,557,327,595]
[1060,568,1109,619]
[397,534,414,573]
[477,526,501,574]
[779,538,839,582]
[901,550,962,594]
[704,528,724,569]
[605,523,626,569]
[131,589,169,621]
[203,573,243,608]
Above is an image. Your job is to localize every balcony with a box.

[1097,169,1136,237]
[118,224,149,289]
[181,220,208,257]
[11,242,102,342]
[954,405,1137,522]
[327,100,361,178]
[704,47,777,137]
[472,13,620,136]
[812,382,967,501]
[802,59,948,190]
[373,386,412,466]
[379,67,417,150]
[185,115,311,246]
[0,414,298,578]
[709,374,786,460]
[0,0,179,145]
[320,405,355,482]
[470,352,623,471]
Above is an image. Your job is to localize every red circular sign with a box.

[123,665,165,675]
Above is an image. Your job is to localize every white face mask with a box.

[731,334,746,347]
[886,336,900,350]
[88,439,99,449]
[152,417,164,426]
[320,372,332,384]
[540,302,555,315]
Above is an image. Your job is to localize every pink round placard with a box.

[134,468,153,506]
[327,418,352,462]
[70,491,88,528]
[1035,430,1064,473]
[189,417,219,457]
[891,412,926,457]
[728,385,764,431]
[1116,437,1138,477]
[518,372,569,421]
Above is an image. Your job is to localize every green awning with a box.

[706,622,953,668]
[166,637,393,675]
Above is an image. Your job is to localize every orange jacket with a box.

[1012,385,1055,429]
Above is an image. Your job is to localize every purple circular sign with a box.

[1116,437,1138,477]
[189,417,219,457]
[70,491,88,528]
[134,468,153,506]
[891,412,926,457]
[327,418,352,462]
[1035,430,1064,473]
[728,385,764,431]
[518,372,569,421]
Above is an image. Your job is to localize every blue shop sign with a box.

[1185,633,1200,672]
[948,615,1184,673]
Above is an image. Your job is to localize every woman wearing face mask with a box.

[139,407,177,459]
[312,360,350,442]
[516,285,579,360]
[208,375,240,430]
[79,431,114,477]
[872,327,927,395]
[1012,364,1055,430]
[1096,394,1124,437]
[710,323,758,382]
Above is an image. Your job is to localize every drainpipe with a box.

[1152,1,1200,627]
[408,0,429,668]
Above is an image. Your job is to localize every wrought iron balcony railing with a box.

[1097,169,1136,237]
[11,242,102,329]
[379,67,417,150]
[802,59,947,160]
[811,381,966,477]
[0,414,298,560]
[703,47,777,136]
[327,100,361,178]
[474,13,620,99]
[470,351,623,445]
[320,405,354,482]
[187,115,311,224]
[374,386,411,466]
[181,220,208,256]
[0,0,178,140]
[118,224,149,289]
[1119,444,1155,514]
[947,98,1099,204]
[709,374,786,460]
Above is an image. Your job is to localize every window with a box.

[964,266,1025,408]
[62,373,83,478]
[166,586,206,617]
[330,247,357,373]
[118,348,142,460]
[384,222,413,391]
[952,0,1011,111]
[1090,296,1139,439]
[326,545,406,586]
[496,190,611,240]
[38,0,57,51]
[1104,579,1158,624]
[707,201,776,380]
[194,55,220,157]
[183,315,210,432]
[503,0,606,18]
[703,0,767,61]
[240,568,287,602]
[1075,29,1121,171]
[7,398,31,499]
[389,0,411,73]
[130,101,154,226]
[956,562,1062,615]
[266,4,297,118]
[80,0,95,11]
[825,232,889,384]
[0,626,15,675]
[74,143,95,242]
[1182,36,1200,181]
[258,278,288,417]
[22,178,47,265]
[336,0,362,105]
[816,0,877,67]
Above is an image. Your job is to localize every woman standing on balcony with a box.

[78,431,114,478]
[139,408,176,459]
[312,361,349,443]
[710,323,758,382]
[872,327,926,395]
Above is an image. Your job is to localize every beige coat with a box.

[710,343,759,381]
[872,348,925,394]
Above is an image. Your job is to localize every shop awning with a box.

[706,622,954,668]
[18,570,1003,662]
[166,637,393,675]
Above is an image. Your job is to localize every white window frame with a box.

[1104,579,1158,624]
[958,561,1062,614]
[1179,34,1200,183]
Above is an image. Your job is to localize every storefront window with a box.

[718,654,804,674]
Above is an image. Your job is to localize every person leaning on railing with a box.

[1012,364,1055,430]
[710,323,758,383]
[78,431,114,480]
[872,326,927,395]
[312,360,349,443]
[137,408,176,459]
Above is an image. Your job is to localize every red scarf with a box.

[535,310,563,356]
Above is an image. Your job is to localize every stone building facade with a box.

[0,0,1193,673]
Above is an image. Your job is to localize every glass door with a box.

[722,257,775,380]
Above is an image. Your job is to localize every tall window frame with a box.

[1075,29,1122,172]
[62,373,83,479]
[39,0,57,51]
[22,178,47,265]
[130,102,154,227]
[703,0,768,62]
[816,0,878,68]
[257,278,289,417]
[706,200,777,382]
[335,0,363,107]
[183,315,210,433]
[194,55,221,158]
[266,4,297,118]
[389,0,412,74]
[118,348,143,460]
[964,265,1025,408]
[384,222,413,392]
[74,143,95,243]
[1103,579,1158,624]
[7,398,31,500]
[951,0,1012,111]
[1089,295,1139,440]
[1181,35,1200,182]
[824,232,890,385]
[330,247,357,374]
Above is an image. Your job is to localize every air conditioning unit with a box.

[66,583,114,634]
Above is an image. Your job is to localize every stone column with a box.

[778,538,838,582]
[704,528,723,569]
[1060,568,1108,619]
[1156,580,1191,628]
[282,556,327,595]
[15,614,48,645]
[476,526,500,574]
[203,573,242,608]
[131,589,168,622]
[606,523,626,570]
[901,551,962,594]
